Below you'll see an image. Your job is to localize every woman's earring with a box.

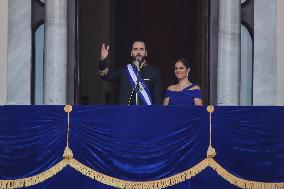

[187,72,189,77]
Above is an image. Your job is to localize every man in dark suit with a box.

[98,41,162,105]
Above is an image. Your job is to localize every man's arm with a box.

[153,69,163,104]
[98,59,121,81]
[98,43,120,81]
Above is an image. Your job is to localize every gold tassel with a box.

[68,158,209,189]
[208,158,284,189]
[206,105,217,158]
[0,159,68,189]
[207,145,217,158]
[63,146,74,159]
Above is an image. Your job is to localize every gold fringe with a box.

[0,159,68,189]
[1,158,283,189]
[68,158,209,189]
[208,158,284,189]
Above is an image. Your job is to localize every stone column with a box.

[276,0,284,105]
[240,25,253,105]
[7,0,31,104]
[217,0,241,105]
[44,0,67,104]
[254,0,277,105]
[0,0,8,104]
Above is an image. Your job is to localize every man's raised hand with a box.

[100,43,109,60]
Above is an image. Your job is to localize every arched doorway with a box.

[77,0,213,105]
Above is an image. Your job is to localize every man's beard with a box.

[133,55,144,63]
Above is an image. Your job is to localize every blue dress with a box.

[164,84,202,105]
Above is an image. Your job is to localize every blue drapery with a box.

[0,106,283,189]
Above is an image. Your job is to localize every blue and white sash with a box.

[126,64,152,105]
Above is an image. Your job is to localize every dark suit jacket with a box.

[99,60,162,105]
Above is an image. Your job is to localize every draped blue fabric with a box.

[0,106,283,189]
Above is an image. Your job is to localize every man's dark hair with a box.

[132,40,147,50]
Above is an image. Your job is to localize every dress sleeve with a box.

[191,89,202,99]
[163,90,173,98]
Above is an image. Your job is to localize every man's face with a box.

[131,41,147,62]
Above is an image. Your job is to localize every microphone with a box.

[134,60,140,71]
[133,55,142,71]
[132,56,143,105]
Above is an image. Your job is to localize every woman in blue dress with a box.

[163,58,203,106]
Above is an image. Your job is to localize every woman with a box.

[163,58,203,106]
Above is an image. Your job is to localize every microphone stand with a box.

[135,62,141,105]
[128,61,141,105]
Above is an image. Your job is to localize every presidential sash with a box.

[126,64,152,105]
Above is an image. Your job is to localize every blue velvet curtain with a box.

[0,106,283,189]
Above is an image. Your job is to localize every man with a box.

[98,41,162,105]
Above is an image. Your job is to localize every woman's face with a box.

[175,61,189,80]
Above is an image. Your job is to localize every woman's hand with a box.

[163,97,169,105]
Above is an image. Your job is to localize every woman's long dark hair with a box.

[175,58,191,69]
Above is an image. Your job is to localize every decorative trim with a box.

[0,160,68,189]
[208,158,284,189]
[69,158,209,189]
[99,67,109,76]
